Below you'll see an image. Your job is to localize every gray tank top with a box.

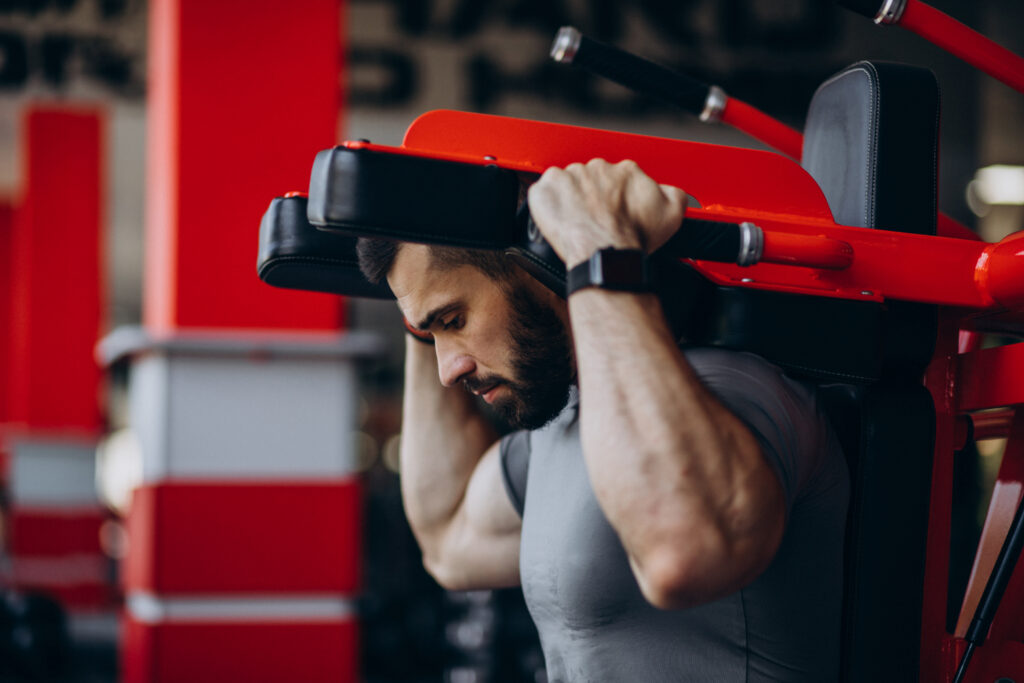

[500,349,849,682]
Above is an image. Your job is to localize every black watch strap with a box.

[566,248,652,297]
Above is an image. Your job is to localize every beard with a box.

[470,285,574,431]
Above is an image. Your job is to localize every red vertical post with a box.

[121,2,371,681]
[4,107,112,610]
[143,0,344,333]
[9,110,104,433]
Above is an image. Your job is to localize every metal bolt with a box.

[861,290,873,296]
[484,155,496,161]
[741,278,754,283]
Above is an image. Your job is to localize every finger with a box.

[660,184,688,212]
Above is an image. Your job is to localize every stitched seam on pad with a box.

[865,62,879,229]
[811,65,877,229]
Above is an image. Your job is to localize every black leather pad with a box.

[307,146,522,249]
[257,194,393,299]
[820,384,935,683]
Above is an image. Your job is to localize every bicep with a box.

[438,440,523,589]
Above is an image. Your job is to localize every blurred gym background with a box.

[0,0,1021,681]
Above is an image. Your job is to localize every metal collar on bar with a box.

[699,86,727,123]
[738,222,764,266]
[551,26,582,63]
[874,0,907,25]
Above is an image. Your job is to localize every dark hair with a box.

[356,238,516,286]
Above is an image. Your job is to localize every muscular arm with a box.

[399,338,522,590]
[529,159,787,609]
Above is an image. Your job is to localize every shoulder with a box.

[684,347,836,506]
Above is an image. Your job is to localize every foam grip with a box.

[553,28,709,115]
[257,194,394,299]
[307,146,522,250]
[660,218,742,263]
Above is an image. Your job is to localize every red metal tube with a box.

[972,408,1015,442]
[760,231,855,270]
[720,97,804,161]
[900,0,1024,95]
[975,231,1024,308]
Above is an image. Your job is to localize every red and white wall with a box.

[113,1,376,680]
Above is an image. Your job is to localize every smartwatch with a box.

[566,247,652,297]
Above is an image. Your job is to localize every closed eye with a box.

[441,315,464,331]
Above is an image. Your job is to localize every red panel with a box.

[123,481,361,594]
[123,615,357,683]
[401,111,835,220]
[8,508,106,555]
[9,109,104,432]
[145,0,345,333]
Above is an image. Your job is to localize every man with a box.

[358,159,849,681]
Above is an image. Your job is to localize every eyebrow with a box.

[414,301,462,331]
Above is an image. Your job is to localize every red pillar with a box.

[143,0,344,333]
[9,109,105,433]
[120,2,368,681]
[3,108,112,611]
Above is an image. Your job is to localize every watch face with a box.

[595,249,649,288]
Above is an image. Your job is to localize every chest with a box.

[519,420,646,631]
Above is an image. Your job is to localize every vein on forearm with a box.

[568,290,770,573]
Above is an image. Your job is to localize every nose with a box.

[436,341,476,387]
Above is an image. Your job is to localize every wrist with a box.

[566,247,652,298]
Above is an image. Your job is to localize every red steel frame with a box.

[334,109,1024,681]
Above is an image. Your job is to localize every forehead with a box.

[387,244,498,319]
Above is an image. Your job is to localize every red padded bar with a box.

[8,508,106,556]
[124,481,361,594]
[145,0,344,333]
[123,615,357,683]
[9,109,104,432]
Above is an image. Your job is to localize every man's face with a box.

[388,244,574,430]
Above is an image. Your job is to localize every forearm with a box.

[569,289,784,606]
[399,339,498,550]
